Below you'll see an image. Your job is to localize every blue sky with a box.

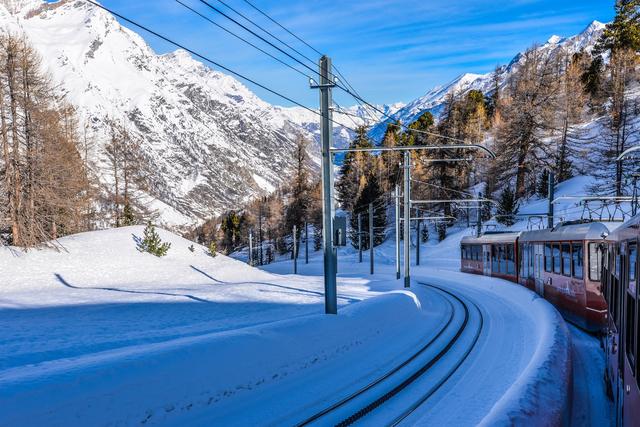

[99,0,615,107]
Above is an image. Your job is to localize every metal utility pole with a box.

[312,55,337,314]
[395,184,401,280]
[416,218,421,266]
[248,229,253,266]
[293,225,297,274]
[548,172,555,229]
[258,199,263,266]
[369,202,374,275]
[305,221,309,264]
[477,192,482,238]
[403,151,411,288]
[358,212,363,263]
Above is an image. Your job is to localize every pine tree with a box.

[122,203,136,226]
[348,173,387,249]
[380,122,403,192]
[336,126,374,212]
[496,187,519,226]
[537,170,549,198]
[220,211,242,253]
[596,0,640,53]
[284,136,311,247]
[582,55,604,100]
[137,222,171,256]
[208,241,217,257]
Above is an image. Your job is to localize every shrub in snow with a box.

[137,222,171,257]
[208,241,217,257]
[188,244,195,253]
[436,222,447,242]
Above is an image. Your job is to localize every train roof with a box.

[607,214,640,242]
[461,231,521,244]
[519,220,611,243]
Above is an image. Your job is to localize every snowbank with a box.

[0,290,425,426]
[414,271,573,427]
[478,297,572,427]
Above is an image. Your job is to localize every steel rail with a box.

[333,285,471,427]
[294,287,457,427]
[389,283,485,425]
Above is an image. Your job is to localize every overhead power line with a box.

[84,0,314,114]
[208,0,472,148]
[235,0,381,124]
[83,0,358,132]
[174,0,310,79]
[198,0,322,78]
[241,0,324,57]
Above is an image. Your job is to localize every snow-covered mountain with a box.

[369,20,607,141]
[0,0,401,225]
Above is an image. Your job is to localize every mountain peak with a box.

[546,35,563,44]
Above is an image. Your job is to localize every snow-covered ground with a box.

[0,216,593,426]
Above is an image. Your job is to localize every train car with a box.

[461,221,609,331]
[518,221,609,332]
[602,215,640,426]
[460,232,520,282]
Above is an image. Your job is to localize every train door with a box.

[483,244,491,275]
[534,243,544,296]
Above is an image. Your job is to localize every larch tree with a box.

[0,34,93,247]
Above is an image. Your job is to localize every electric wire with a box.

[174,0,310,79]
[84,0,359,133]
[240,0,324,57]
[237,0,381,125]
[212,0,319,69]
[198,0,324,79]
[202,0,485,148]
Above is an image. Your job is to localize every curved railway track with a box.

[295,282,484,426]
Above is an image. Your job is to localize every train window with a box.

[553,244,561,274]
[561,243,571,277]
[626,289,636,373]
[474,245,481,261]
[572,243,583,279]
[589,243,601,282]
[631,244,638,283]
[506,244,515,275]
[492,245,499,272]
[544,243,552,272]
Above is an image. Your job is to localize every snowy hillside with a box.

[369,20,607,141]
[0,224,574,426]
[0,0,400,225]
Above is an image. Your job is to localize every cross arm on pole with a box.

[617,146,640,161]
[329,144,496,159]
[411,199,498,205]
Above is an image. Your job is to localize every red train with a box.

[601,215,640,426]
[460,221,610,331]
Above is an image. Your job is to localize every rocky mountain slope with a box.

[0,0,401,225]
[369,20,607,141]
[0,0,608,226]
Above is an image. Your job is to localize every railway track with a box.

[295,283,484,427]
